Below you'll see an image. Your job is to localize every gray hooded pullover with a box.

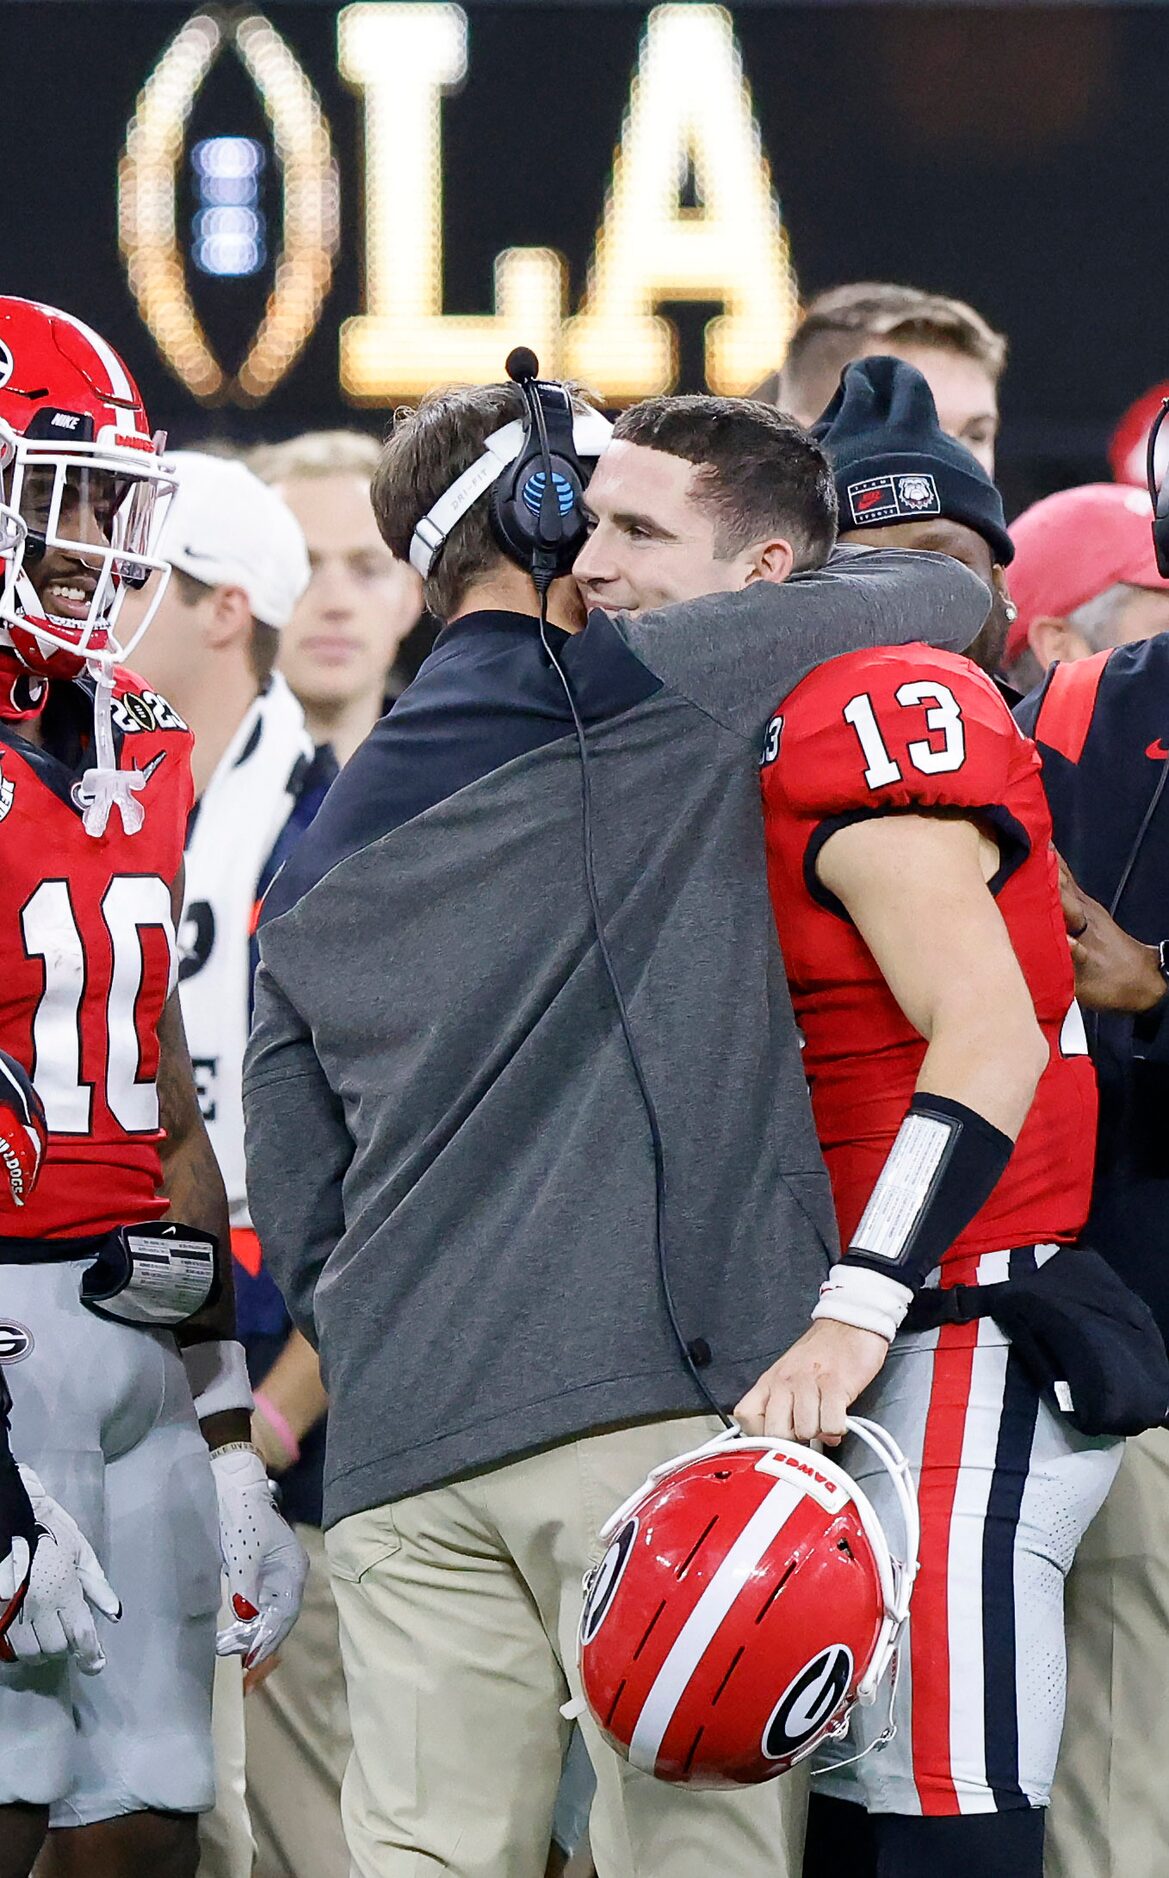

[244,549,989,1525]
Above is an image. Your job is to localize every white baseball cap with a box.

[157,451,310,629]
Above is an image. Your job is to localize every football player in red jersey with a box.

[0,298,305,1878]
[574,364,1124,1878]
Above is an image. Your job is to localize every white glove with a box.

[210,1444,308,1668]
[0,1468,121,1674]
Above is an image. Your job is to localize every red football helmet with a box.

[0,296,176,684]
[577,1418,918,1789]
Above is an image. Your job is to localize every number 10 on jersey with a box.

[21,876,176,1135]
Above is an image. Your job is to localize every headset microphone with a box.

[504,349,562,590]
[490,349,592,594]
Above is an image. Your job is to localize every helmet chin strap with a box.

[72,661,146,838]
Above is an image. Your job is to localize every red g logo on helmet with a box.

[578,1420,918,1789]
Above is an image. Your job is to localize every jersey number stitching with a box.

[20,875,176,1136]
[842,683,966,790]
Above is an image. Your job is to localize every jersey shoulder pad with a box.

[765,644,1022,820]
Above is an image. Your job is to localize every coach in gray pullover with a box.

[242,386,988,1878]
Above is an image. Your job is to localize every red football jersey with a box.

[0,669,194,1239]
[761,644,1096,1281]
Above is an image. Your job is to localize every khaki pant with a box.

[247,1523,352,1878]
[326,1418,806,1878]
[1046,1428,1169,1878]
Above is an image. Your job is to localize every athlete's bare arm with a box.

[737,811,1049,1447]
[157,866,243,1448]
[250,1328,328,1475]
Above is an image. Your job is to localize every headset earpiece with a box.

[1148,397,1169,578]
[490,350,590,591]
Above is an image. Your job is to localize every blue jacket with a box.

[1016,640,1169,1341]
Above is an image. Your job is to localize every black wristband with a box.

[841,1091,1015,1294]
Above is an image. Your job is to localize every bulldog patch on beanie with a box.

[846,472,942,528]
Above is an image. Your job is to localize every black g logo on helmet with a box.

[0,1320,34,1364]
[762,1645,853,1760]
[580,1518,638,1646]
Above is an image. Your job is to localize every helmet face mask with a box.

[0,301,177,685]
[1,435,175,680]
[577,1421,919,1790]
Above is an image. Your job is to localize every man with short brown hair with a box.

[769,282,1006,475]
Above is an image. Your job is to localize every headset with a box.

[1095,400,1169,939]
[1147,396,1169,580]
[412,350,731,1426]
[409,349,611,588]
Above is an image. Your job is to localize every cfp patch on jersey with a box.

[0,1321,33,1365]
[110,689,188,736]
[0,758,15,824]
[0,341,12,392]
[847,473,941,527]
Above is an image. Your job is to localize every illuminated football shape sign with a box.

[118,7,339,405]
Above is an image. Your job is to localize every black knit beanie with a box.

[812,355,1014,567]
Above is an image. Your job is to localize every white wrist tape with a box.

[812,1264,915,1343]
[182,1339,254,1420]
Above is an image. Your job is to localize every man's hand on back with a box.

[734,1320,889,1448]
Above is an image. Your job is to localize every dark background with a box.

[5,2,1164,516]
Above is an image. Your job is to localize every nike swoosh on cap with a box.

[1145,739,1169,760]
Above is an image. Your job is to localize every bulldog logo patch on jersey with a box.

[0,758,15,824]
[847,473,941,527]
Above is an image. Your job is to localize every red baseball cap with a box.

[1006,482,1169,665]
[1109,381,1169,487]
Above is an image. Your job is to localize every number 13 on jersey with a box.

[843,682,967,789]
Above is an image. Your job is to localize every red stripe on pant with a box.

[910,1320,979,1815]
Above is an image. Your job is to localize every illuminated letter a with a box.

[565,4,798,399]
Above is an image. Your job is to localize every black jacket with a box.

[1016,639,1169,1341]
